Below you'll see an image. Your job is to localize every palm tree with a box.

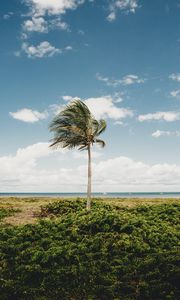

[49,99,106,211]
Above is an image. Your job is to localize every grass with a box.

[0,196,179,225]
[0,207,19,221]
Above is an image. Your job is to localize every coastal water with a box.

[0,192,180,198]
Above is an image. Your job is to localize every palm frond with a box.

[78,144,88,151]
[94,138,106,148]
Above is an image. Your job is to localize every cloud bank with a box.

[96,73,145,86]
[1,142,180,192]
[138,111,180,122]
[152,130,180,138]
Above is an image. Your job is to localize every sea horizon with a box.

[1,192,180,198]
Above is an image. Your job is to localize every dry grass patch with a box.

[0,197,59,225]
[104,197,180,208]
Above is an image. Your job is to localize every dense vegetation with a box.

[0,199,179,299]
[0,208,17,221]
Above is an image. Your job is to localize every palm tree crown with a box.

[49,100,106,150]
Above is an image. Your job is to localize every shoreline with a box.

[1,192,180,199]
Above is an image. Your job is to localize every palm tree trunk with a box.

[86,144,92,211]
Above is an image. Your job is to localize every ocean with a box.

[0,192,180,198]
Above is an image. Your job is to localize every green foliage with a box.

[0,208,17,221]
[39,199,112,217]
[0,201,179,299]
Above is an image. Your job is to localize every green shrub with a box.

[39,198,112,217]
[0,202,179,299]
[0,208,18,221]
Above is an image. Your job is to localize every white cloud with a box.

[84,96,133,120]
[62,95,79,102]
[113,92,124,103]
[21,0,81,41]
[1,142,180,192]
[152,130,180,138]
[65,45,73,51]
[12,143,51,162]
[96,73,145,86]
[20,32,28,40]
[21,41,61,58]
[49,17,69,31]
[73,151,102,159]
[0,143,50,180]
[3,12,14,20]
[107,11,116,22]
[170,90,180,99]
[25,0,85,17]
[138,111,180,122]
[114,120,124,125]
[96,73,111,85]
[92,156,180,191]
[0,142,67,190]
[60,95,133,120]
[120,74,145,85]
[113,0,138,12]
[169,73,180,82]
[9,108,48,123]
[22,16,69,36]
[107,0,139,22]
[23,17,48,32]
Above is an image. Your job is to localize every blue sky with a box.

[1,0,180,192]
